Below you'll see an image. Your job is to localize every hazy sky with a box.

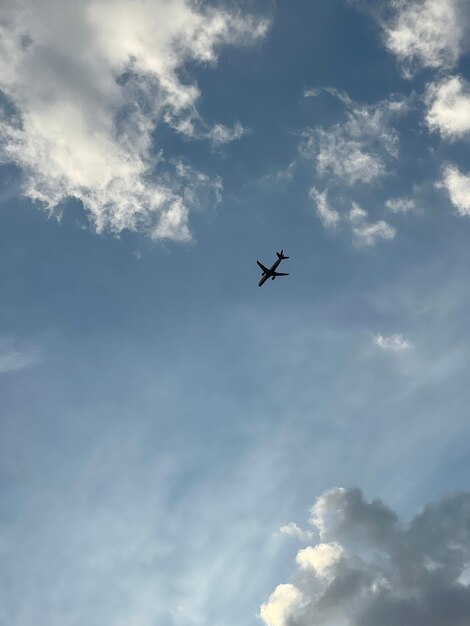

[1,1,470,625]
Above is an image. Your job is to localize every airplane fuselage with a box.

[257,251,289,287]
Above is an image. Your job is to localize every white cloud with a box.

[296,543,344,582]
[0,0,268,240]
[300,89,405,186]
[261,487,470,626]
[374,333,412,351]
[384,0,468,75]
[0,339,37,373]
[385,197,416,213]
[349,203,396,246]
[304,86,352,106]
[209,122,248,147]
[259,584,304,626]
[425,75,470,140]
[309,187,341,229]
[441,164,470,216]
[257,162,296,187]
[280,522,313,542]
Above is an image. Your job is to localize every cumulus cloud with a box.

[425,75,470,140]
[309,187,341,229]
[300,88,405,186]
[296,543,344,582]
[374,333,412,351]
[280,522,313,542]
[441,164,470,216]
[259,584,304,626]
[0,0,268,240]
[261,487,470,626]
[349,203,396,246]
[383,0,469,75]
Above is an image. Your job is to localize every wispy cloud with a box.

[0,339,37,373]
[309,187,340,230]
[261,487,470,626]
[300,88,406,187]
[374,333,412,351]
[385,197,417,213]
[349,203,396,246]
[0,0,268,240]
[209,122,249,148]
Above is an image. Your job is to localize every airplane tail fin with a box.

[276,249,289,260]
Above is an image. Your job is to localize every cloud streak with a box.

[0,339,37,373]
[309,187,341,230]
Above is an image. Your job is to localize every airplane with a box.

[257,250,290,287]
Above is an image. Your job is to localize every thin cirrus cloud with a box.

[309,187,341,230]
[0,0,268,240]
[308,191,396,246]
[383,0,469,76]
[261,487,470,626]
[301,88,402,245]
[209,121,249,148]
[300,88,406,187]
[425,75,470,141]
[374,333,412,351]
[385,197,417,213]
[349,203,396,247]
[0,339,37,373]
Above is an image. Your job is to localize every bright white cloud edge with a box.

[441,164,470,216]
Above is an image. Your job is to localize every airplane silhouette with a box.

[257,250,289,287]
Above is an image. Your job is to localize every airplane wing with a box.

[273,272,289,276]
[257,260,270,273]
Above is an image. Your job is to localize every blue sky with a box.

[1,1,470,625]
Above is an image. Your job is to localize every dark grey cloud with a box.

[261,488,470,626]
